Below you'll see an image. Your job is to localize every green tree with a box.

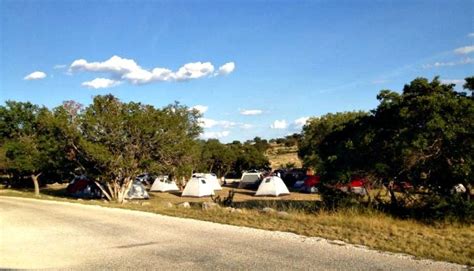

[0,102,74,196]
[298,111,367,173]
[77,95,201,202]
[463,76,474,94]
[197,139,237,177]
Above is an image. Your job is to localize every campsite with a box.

[1,1,473,270]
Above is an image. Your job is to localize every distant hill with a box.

[265,143,302,169]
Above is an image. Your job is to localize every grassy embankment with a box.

[265,144,302,169]
[1,186,472,266]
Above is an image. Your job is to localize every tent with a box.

[182,177,215,197]
[126,180,150,199]
[238,172,262,189]
[255,176,290,197]
[349,178,367,195]
[193,173,222,190]
[300,175,320,193]
[150,176,180,192]
[66,176,103,199]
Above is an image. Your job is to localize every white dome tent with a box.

[150,175,180,192]
[255,176,290,197]
[193,173,222,191]
[182,177,215,197]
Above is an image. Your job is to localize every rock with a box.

[277,211,289,217]
[202,202,220,210]
[178,202,191,208]
[261,207,276,214]
[163,202,173,208]
[102,200,109,204]
[141,202,151,206]
[231,208,243,214]
[77,198,83,201]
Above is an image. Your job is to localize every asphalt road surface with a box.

[0,197,466,270]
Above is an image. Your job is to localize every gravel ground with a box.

[0,197,468,270]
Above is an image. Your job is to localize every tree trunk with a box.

[388,181,398,208]
[94,181,112,201]
[117,177,133,204]
[31,173,41,197]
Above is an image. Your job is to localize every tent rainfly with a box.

[150,176,180,192]
[255,176,290,197]
[182,177,215,197]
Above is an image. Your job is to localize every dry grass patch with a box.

[265,145,302,169]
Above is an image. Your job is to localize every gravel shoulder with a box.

[0,197,467,270]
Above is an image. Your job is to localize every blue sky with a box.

[1,0,473,142]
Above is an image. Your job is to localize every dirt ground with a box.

[151,185,321,204]
[43,182,320,204]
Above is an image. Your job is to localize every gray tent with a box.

[126,180,150,199]
[238,172,262,189]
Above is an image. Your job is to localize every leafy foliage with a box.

[299,76,473,218]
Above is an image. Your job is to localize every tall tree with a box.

[0,102,73,196]
[78,95,201,202]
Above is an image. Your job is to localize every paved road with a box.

[0,197,465,270]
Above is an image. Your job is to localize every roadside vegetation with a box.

[299,76,473,223]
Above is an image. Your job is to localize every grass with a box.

[266,144,302,169]
[1,186,473,266]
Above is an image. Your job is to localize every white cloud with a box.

[122,67,174,84]
[53,64,66,69]
[422,57,474,68]
[189,105,208,114]
[70,55,140,74]
[440,79,465,85]
[81,78,121,89]
[454,45,474,55]
[293,117,309,129]
[68,55,230,85]
[216,62,235,76]
[199,118,235,129]
[24,71,47,80]
[201,130,230,139]
[468,33,474,38]
[240,124,254,129]
[174,62,214,81]
[240,109,263,115]
[270,120,288,129]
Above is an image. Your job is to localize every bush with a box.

[319,186,363,211]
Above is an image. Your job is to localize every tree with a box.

[77,95,201,202]
[463,76,474,94]
[233,143,270,172]
[197,139,237,177]
[252,137,270,153]
[0,102,73,196]
[298,111,367,173]
[299,77,474,208]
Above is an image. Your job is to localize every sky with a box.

[1,0,473,142]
